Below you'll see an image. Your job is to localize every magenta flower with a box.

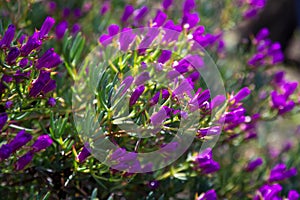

[48,97,56,107]
[39,16,55,39]
[100,1,110,15]
[129,85,145,106]
[288,190,300,200]
[19,58,29,68]
[55,21,68,40]
[36,48,62,69]
[254,184,282,200]
[15,151,34,170]
[269,163,297,182]
[230,87,251,104]
[6,47,20,64]
[71,23,81,35]
[108,24,120,36]
[21,32,42,56]
[183,0,196,13]
[31,135,53,152]
[162,0,173,10]
[0,144,12,161]
[119,28,136,51]
[194,148,220,174]
[121,5,135,22]
[197,189,217,200]
[0,112,8,131]
[150,106,172,126]
[0,24,15,48]
[77,145,91,163]
[157,50,172,64]
[134,6,149,22]
[153,10,167,27]
[245,157,263,172]
[182,12,200,29]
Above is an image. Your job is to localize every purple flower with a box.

[73,8,82,18]
[135,71,150,86]
[255,28,269,42]
[39,16,55,39]
[254,184,282,200]
[230,87,251,104]
[36,48,62,69]
[47,1,56,13]
[163,20,182,42]
[119,76,134,95]
[55,21,68,40]
[99,34,111,47]
[182,12,200,29]
[119,28,136,51]
[77,145,91,163]
[134,6,149,22]
[248,53,265,66]
[129,85,145,106]
[9,130,32,152]
[288,190,300,200]
[150,106,172,126]
[63,8,71,18]
[189,89,211,111]
[108,24,120,36]
[21,32,42,56]
[15,151,34,170]
[71,23,81,35]
[0,24,15,48]
[18,34,27,44]
[100,1,110,15]
[19,58,29,68]
[29,71,56,97]
[211,95,226,109]
[31,135,53,152]
[150,89,170,106]
[153,10,167,27]
[121,5,135,22]
[197,189,217,200]
[0,113,8,129]
[162,0,173,10]
[245,158,263,172]
[0,144,12,161]
[110,148,126,161]
[48,97,56,107]
[195,148,220,174]
[158,50,172,64]
[173,78,194,97]
[183,0,196,13]
[269,163,297,182]
[197,126,221,137]
[6,47,20,64]
[278,101,295,115]
[5,101,13,109]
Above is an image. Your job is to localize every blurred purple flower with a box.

[6,47,20,64]
[269,163,297,182]
[39,16,55,39]
[195,148,220,174]
[288,190,300,200]
[0,24,15,48]
[245,157,263,172]
[135,71,150,86]
[197,189,217,200]
[183,0,196,13]
[100,1,110,15]
[0,144,12,161]
[77,145,91,163]
[15,151,34,170]
[162,0,173,10]
[48,97,56,107]
[56,21,68,40]
[9,130,32,152]
[129,85,145,106]
[182,12,200,29]
[32,135,53,152]
[153,10,167,27]
[121,5,135,22]
[158,50,172,64]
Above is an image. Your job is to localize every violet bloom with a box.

[6,47,20,64]
[162,0,173,10]
[211,95,226,109]
[129,85,145,106]
[195,148,220,174]
[108,24,120,36]
[48,97,56,107]
[121,5,134,22]
[119,28,136,51]
[197,189,217,200]
[32,135,53,152]
[0,24,15,48]
[110,148,126,161]
[288,190,300,200]
[21,32,42,56]
[189,89,211,111]
[47,1,57,13]
[100,1,110,15]
[230,87,251,104]
[71,23,81,35]
[189,71,200,82]
[254,184,282,200]
[5,101,13,109]
[18,34,27,44]
[29,71,56,97]
[19,58,29,68]
[56,21,68,40]
[9,130,32,152]
[173,78,194,97]
[135,71,150,86]
[149,89,170,106]
[119,76,134,95]
[0,113,8,129]
[15,151,34,170]
[182,12,200,29]
[245,157,263,172]
[278,101,295,115]
[134,6,149,23]
[63,8,71,18]
[248,53,265,66]
[150,106,172,126]
[269,163,297,182]
[255,27,269,42]
[36,48,62,69]
[158,50,172,64]
[163,20,182,42]
[77,145,91,163]
[153,10,167,27]
[183,0,196,13]
[39,16,55,39]
[197,126,221,137]
[0,144,12,161]
[99,34,111,47]
[73,8,82,18]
